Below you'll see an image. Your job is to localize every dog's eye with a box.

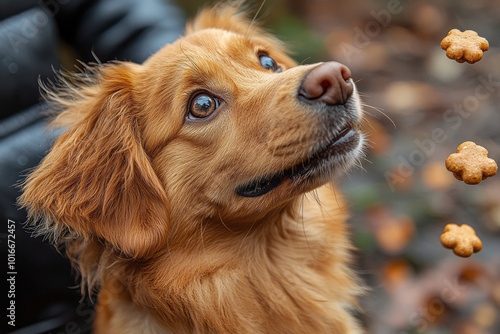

[259,55,280,72]
[189,93,219,119]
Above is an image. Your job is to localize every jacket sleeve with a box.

[44,0,186,63]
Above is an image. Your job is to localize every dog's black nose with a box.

[298,62,353,105]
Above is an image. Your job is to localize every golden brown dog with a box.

[21,4,366,333]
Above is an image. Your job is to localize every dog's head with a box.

[20,4,364,257]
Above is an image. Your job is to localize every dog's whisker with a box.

[360,137,375,148]
[298,194,304,228]
[237,219,259,255]
[330,184,344,216]
[310,189,322,207]
[199,221,207,254]
[300,57,311,65]
[360,102,383,114]
[90,50,102,65]
[218,212,234,233]
[298,194,316,259]
[246,0,267,37]
[355,162,367,173]
[357,115,376,132]
[316,184,347,225]
[361,102,396,129]
[360,156,373,165]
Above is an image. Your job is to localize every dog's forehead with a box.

[182,28,279,60]
[141,28,294,96]
[143,27,295,79]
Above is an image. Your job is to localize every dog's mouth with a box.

[236,125,360,197]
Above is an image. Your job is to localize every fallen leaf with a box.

[421,161,455,191]
[381,258,413,291]
[472,303,497,329]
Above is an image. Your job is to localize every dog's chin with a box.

[236,125,364,198]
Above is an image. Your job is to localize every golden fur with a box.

[20,4,366,333]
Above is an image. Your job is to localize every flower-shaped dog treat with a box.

[446,141,497,185]
[440,224,482,257]
[440,29,489,64]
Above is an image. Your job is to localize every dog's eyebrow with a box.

[179,41,210,83]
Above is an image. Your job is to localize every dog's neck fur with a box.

[85,186,363,334]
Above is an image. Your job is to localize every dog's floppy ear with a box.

[20,63,169,258]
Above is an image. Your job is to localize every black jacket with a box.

[0,1,185,332]
[1,0,185,117]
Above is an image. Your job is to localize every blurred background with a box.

[2,0,500,333]
[208,0,500,333]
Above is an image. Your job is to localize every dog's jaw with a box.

[236,127,362,197]
[236,87,365,198]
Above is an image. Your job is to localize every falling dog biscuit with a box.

[446,141,497,185]
[440,224,482,257]
[440,29,489,64]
